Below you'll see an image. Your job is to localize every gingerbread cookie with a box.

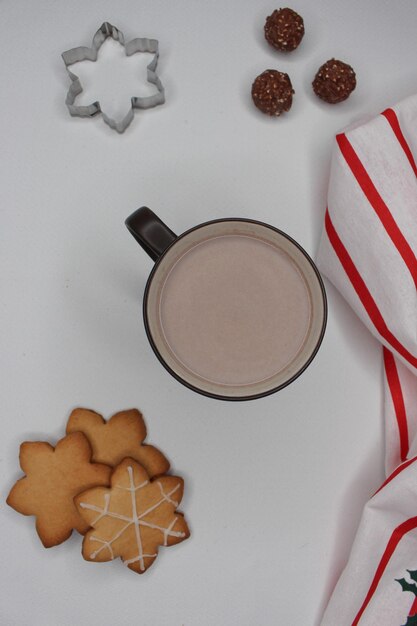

[75,457,190,574]
[7,432,111,547]
[66,408,169,477]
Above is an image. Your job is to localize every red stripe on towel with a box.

[382,108,417,177]
[373,455,417,497]
[409,595,417,618]
[336,133,417,290]
[351,517,417,625]
[383,347,410,462]
[325,209,417,369]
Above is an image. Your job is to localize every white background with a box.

[1,1,416,624]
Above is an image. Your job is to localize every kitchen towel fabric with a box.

[317,94,417,625]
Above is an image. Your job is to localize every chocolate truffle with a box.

[251,70,294,116]
[312,59,356,104]
[264,8,305,52]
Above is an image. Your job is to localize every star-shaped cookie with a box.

[66,408,169,477]
[75,458,190,574]
[7,432,111,547]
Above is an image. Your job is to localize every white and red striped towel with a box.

[317,95,417,625]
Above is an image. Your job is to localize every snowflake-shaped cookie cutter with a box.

[61,22,165,133]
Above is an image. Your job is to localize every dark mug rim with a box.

[142,217,327,401]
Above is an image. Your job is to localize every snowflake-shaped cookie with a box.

[7,432,111,547]
[66,408,170,477]
[61,22,165,133]
[75,458,190,574]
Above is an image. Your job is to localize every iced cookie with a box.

[7,432,111,547]
[66,408,169,477]
[75,457,190,574]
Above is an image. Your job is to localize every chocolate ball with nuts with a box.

[312,59,356,104]
[251,70,294,117]
[264,8,305,52]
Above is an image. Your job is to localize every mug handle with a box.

[125,207,177,261]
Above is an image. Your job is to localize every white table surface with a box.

[1,1,415,624]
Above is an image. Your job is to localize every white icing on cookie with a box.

[79,465,186,571]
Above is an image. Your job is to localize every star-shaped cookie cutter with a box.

[61,22,165,133]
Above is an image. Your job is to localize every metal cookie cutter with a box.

[61,22,165,133]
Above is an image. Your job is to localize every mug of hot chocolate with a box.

[125,208,327,400]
